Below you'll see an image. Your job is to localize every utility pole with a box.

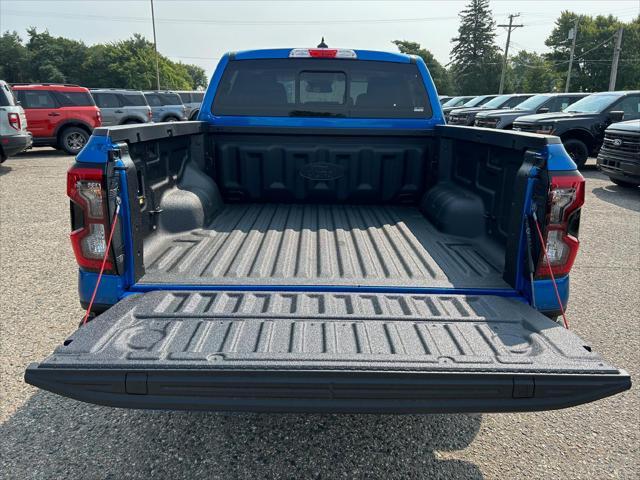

[565,19,578,93]
[150,0,161,90]
[609,27,624,91]
[498,14,523,94]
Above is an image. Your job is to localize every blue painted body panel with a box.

[546,142,579,171]
[75,48,575,317]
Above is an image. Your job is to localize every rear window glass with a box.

[16,90,56,108]
[0,84,16,106]
[159,93,182,105]
[93,93,120,108]
[178,92,192,103]
[213,59,432,119]
[120,93,147,106]
[55,91,95,107]
[145,93,162,107]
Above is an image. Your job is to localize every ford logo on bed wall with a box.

[299,162,346,181]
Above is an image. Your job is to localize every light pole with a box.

[150,0,160,90]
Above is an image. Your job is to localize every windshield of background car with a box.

[564,94,618,113]
[482,95,512,109]
[464,96,491,108]
[514,95,550,110]
[442,96,466,107]
[212,59,432,118]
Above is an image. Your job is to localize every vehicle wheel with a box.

[123,120,141,125]
[189,109,200,120]
[164,116,179,122]
[60,127,89,155]
[610,178,639,188]
[563,139,589,168]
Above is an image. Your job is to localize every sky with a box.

[1,0,639,77]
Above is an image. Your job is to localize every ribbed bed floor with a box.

[141,204,507,288]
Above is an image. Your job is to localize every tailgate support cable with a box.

[531,210,569,329]
[82,201,121,326]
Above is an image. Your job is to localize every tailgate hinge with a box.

[512,376,535,398]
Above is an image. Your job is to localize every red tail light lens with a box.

[535,172,585,278]
[96,110,102,125]
[8,112,20,130]
[148,108,153,120]
[67,166,114,272]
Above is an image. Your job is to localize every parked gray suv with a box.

[143,91,187,122]
[91,89,152,126]
[176,91,205,119]
[0,80,32,162]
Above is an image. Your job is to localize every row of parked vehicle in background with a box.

[439,90,640,187]
[0,82,204,161]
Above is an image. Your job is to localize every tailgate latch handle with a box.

[512,376,535,399]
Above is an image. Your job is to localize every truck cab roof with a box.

[229,48,413,63]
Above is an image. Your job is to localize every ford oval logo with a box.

[299,162,346,181]
[613,138,623,147]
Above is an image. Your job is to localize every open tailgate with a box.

[26,291,630,413]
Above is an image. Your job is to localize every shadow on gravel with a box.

[0,164,11,176]
[1,392,483,479]
[583,170,640,213]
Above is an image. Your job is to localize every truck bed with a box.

[141,204,507,289]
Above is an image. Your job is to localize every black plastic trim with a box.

[206,124,435,137]
[436,124,562,149]
[93,121,205,144]
[24,367,630,413]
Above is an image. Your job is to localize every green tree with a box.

[545,12,640,91]
[0,31,31,82]
[0,29,207,90]
[180,63,208,90]
[508,51,562,92]
[392,40,453,94]
[449,0,502,95]
[25,28,88,84]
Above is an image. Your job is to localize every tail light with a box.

[147,108,153,121]
[96,109,102,126]
[289,48,357,59]
[535,172,585,278]
[8,112,21,130]
[67,166,114,272]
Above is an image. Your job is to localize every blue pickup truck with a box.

[26,47,630,413]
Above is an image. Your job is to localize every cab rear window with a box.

[213,59,432,119]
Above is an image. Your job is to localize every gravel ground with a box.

[1,149,638,479]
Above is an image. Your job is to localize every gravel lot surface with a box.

[1,149,638,479]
